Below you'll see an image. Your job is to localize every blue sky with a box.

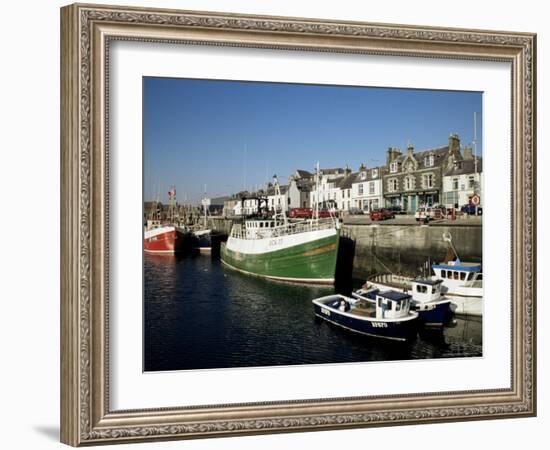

[143,77,482,203]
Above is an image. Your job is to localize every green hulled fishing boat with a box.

[221,174,340,284]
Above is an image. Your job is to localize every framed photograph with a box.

[60,3,536,446]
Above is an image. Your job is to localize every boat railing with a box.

[369,273,412,289]
[229,218,335,240]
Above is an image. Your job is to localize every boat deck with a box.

[325,298,377,318]
[350,307,376,318]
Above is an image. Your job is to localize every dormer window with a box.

[390,162,398,173]
[360,171,367,180]
[371,168,378,178]
[424,155,434,167]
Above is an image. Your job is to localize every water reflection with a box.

[144,253,482,372]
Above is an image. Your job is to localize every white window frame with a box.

[390,162,398,173]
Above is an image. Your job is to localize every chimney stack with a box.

[463,146,473,160]
[386,147,394,165]
[448,133,461,155]
[344,164,351,176]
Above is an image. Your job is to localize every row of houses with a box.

[221,133,482,216]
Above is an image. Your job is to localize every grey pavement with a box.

[342,214,482,226]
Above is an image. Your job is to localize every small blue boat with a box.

[312,291,418,342]
[353,278,452,327]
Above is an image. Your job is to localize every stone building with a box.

[382,133,464,212]
[208,196,231,215]
[223,197,240,217]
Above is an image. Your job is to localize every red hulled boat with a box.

[144,225,191,254]
[144,187,195,254]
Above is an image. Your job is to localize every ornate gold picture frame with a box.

[60,3,536,446]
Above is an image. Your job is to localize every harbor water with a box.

[144,253,482,372]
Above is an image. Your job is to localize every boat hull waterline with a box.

[221,228,340,284]
[367,279,481,317]
[143,226,193,254]
[313,295,419,342]
[353,289,452,327]
[194,229,212,252]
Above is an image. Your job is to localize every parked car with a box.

[348,207,364,215]
[415,207,435,222]
[387,205,405,215]
[288,207,313,219]
[431,206,446,220]
[370,208,395,221]
[461,204,483,215]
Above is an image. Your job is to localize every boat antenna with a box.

[473,112,478,175]
[243,140,248,191]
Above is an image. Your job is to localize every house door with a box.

[411,196,417,212]
[425,195,434,206]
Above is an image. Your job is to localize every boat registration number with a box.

[269,238,283,247]
[321,308,331,316]
[372,322,388,328]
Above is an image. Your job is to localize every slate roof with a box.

[266,185,288,195]
[335,173,359,190]
[295,169,313,178]
[444,157,483,176]
[294,179,313,191]
[354,166,388,183]
[319,167,345,175]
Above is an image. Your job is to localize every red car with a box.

[370,208,395,221]
[288,208,313,219]
[288,208,334,219]
[318,209,333,219]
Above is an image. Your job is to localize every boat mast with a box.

[314,162,320,223]
[168,185,177,224]
[273,174,287,227]
[203,183,208,228]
